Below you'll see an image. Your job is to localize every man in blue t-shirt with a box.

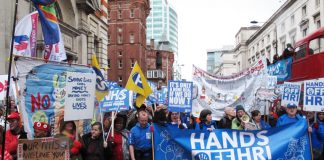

[129,109,152,160]
[276,103,304,127]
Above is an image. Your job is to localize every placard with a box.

[17,137,70,160]
[281,82,301,107]
[167,81,193,112]
[100,86,133,112]
[64,72,96,121]
[304,79,324,111]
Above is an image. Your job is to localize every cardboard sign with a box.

[17,137,70,160]
[281,82,301,107]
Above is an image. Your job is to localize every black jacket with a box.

[81,133,111,160]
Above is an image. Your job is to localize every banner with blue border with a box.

[267,57,292,82]
[154,119,311,160]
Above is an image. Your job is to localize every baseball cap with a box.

[287,103,297,108]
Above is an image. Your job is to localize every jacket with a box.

[81,133,110,160]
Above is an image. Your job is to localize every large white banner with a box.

[64,72,96,121]
[192,59,277,120]
[304,79,324,112]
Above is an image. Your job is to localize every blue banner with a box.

[100,86,132,112]
[154,120,311,160]
[105,80,118,89]
[168,81,193,112]
[158,86,168,104]
[267,57,292,82]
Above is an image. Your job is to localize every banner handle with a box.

[307,118,314,160]
[2,0,19,159]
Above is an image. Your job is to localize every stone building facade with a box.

[0,0,109,75]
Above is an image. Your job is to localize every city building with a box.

[146,39,174,85]
[146,0,180,80]
[0,0,109,75]
[107,0,150,87]
[237,0,324,70]
[207,46,236,75]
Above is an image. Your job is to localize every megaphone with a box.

[241,115,250,123]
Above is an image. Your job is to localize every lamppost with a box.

[250,20,278,55]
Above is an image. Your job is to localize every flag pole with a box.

[2,0,19,159]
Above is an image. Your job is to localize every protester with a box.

[129,109,152,160]
[57,121,83,160]
[231,105,249,130]
[0,127,13,160]
[81,122,109,160]
[33,121,49,138]
[103,113,112,139]
[108,114,130,160]
[167,112,187,129]
[187,114,197,129]
[272,53,279,64]
[5,112,27,159]
[281,43,295,59]
[195,109,217,131]
[276,103,305,127]
[311,112,324,160]
[218,107,236,129]
[251,110,271,130]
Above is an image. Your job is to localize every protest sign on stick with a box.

[281,82,301,107]
[167,81,193,112]
[304,79,324,111]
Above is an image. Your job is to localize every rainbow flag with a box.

[32,0,59,45]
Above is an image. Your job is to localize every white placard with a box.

[64,72,96,121]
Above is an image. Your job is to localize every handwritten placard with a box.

[64,72,96,121]
[168,81,193,112]
[17,137,70,160]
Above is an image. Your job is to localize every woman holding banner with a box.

[251,110,271,130]
[167,112,187,129]
[195,109,217,131]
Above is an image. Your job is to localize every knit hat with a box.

[236,105,245,112]
[33,122,49,132]
[7,112,20,120]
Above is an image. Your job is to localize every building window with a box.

[302,28,308,37]
[118,3,122,9]
[314,13,321,29]
[131,59,135,68]
[290,34,296,47]
[130,33,135,43]
[130,9,135,18]
[290,15,295,25]
[108,35,111,44]
[108,11,110,19]
[118,10,122,19]
[118,59,123,68]
[267,34,270,43]
[118,51,122,56]
[117,34,123,44]
[280,22,285,32]
[315,0,320,8]
[107,59,110,69]
[302,5,307,17]
[118,76,122,82]
[118,27,123,33]
[261,39,264,48]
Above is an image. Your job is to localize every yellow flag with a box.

[91,54,109,101]
[125,62,153,107]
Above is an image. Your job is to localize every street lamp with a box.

[250,20,278,55]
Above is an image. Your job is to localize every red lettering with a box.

[31,93,51,112]
[31,93,41,112]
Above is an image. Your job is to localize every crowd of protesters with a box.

[1,97,324,160]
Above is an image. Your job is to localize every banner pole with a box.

[307,118,314,160]
[151,125,155,160]
[99,105,105,142]
[2,0,19,159]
